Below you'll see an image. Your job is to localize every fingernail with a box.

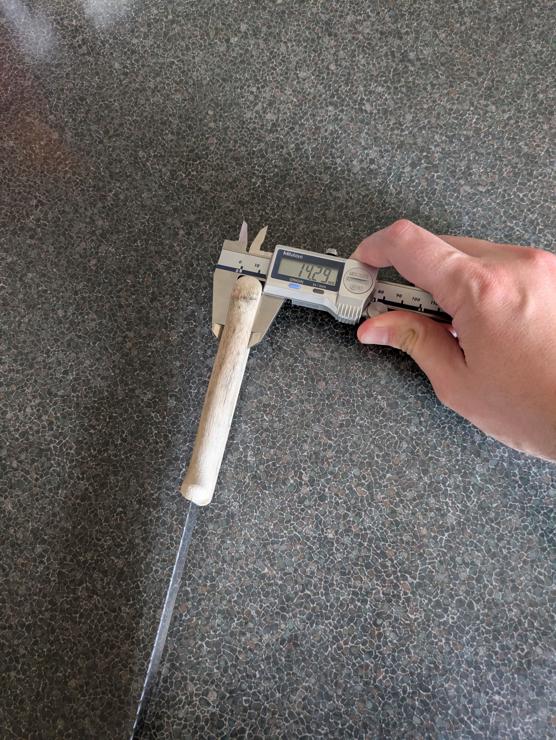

[358,326,390,345]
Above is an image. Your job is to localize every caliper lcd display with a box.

[272,249,344,290]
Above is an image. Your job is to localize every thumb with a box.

[358,311,466,404]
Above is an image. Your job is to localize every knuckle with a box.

[463,260,504,306]
[387,218,416,239]
[523,246,556,271]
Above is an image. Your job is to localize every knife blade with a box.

[130,503,198,738]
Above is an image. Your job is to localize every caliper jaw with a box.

[211,224,284,347]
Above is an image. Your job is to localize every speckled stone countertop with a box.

[1,1,554,738]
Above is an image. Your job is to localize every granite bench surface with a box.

[1,1,554,737]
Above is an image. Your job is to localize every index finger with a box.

[352,220,470,316]
[439,234,523,258]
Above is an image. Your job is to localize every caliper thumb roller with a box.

[180,275,262,506]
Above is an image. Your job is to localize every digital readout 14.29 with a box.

[278,257,339,286]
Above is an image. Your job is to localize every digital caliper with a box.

[212,223,449,346]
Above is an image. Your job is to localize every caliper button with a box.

[343,268,373,294]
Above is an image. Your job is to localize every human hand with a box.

[353,220,556,461]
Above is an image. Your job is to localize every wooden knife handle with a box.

[180,276,262,506]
